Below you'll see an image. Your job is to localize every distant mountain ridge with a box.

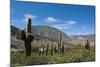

[11,25,69,41]
[11,25,95,45]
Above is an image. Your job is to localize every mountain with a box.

[31,25,69,41]
[67,34,95,45]
[11,25,69,41]
[11,25,20,37]
[11,25,95,46]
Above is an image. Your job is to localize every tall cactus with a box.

[43,46,45,54]
[20,18,34,57]
[46,43,49,56]
[58,32,62,55]
[61,42,64,54]
[50,42,53,55]
[59,32,62,47]
[54,45,57,54]
[85,39,90,50]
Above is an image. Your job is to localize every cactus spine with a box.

[21,18,34,57]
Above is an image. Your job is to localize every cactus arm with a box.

[20,30,26,41]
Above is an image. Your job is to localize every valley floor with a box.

[11,45,95,67]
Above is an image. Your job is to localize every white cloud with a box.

[52,20,77,30]
[21,14,37,22]
[45,17,58,22]
[57,26,72,29]
[67,20,76,25]
[11,14,37,25]
[52,24,72,29]
[24,14,37,19]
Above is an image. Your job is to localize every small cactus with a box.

[20,18,34,57]
[85,39,90,50]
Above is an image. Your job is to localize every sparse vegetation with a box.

[11,44,95,66]
[11,18,95,67]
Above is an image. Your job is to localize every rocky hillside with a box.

[31,25,69,41]
[11,25,95,45]
[67,34,95,45]
[11,25,69,41]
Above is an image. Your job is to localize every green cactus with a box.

[58,32,62,55]
[61,42,64,54]
[43,45,46,54]
[85,39,90,50]
[20,18,34,57]
[54,45,57,54]
[46,43,49,56]
[50,43,53,55]
[59,32,62,47]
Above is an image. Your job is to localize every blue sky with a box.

[11,0,95,35]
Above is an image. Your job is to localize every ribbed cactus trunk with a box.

[58,32,62,55]
[26,18,31,33]
[43,46,45,54]
[54,45,57,54]
[61,42,64,55]
[21,18,34,57]
[46,43,49,56]
[50,43,53,55]
[57,42,60,54]
[25,40,31,56]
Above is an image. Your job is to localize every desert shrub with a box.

[11,45,95,66]
[31,46,38,53]
[81,49,95,61]
[11,52,50,66]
